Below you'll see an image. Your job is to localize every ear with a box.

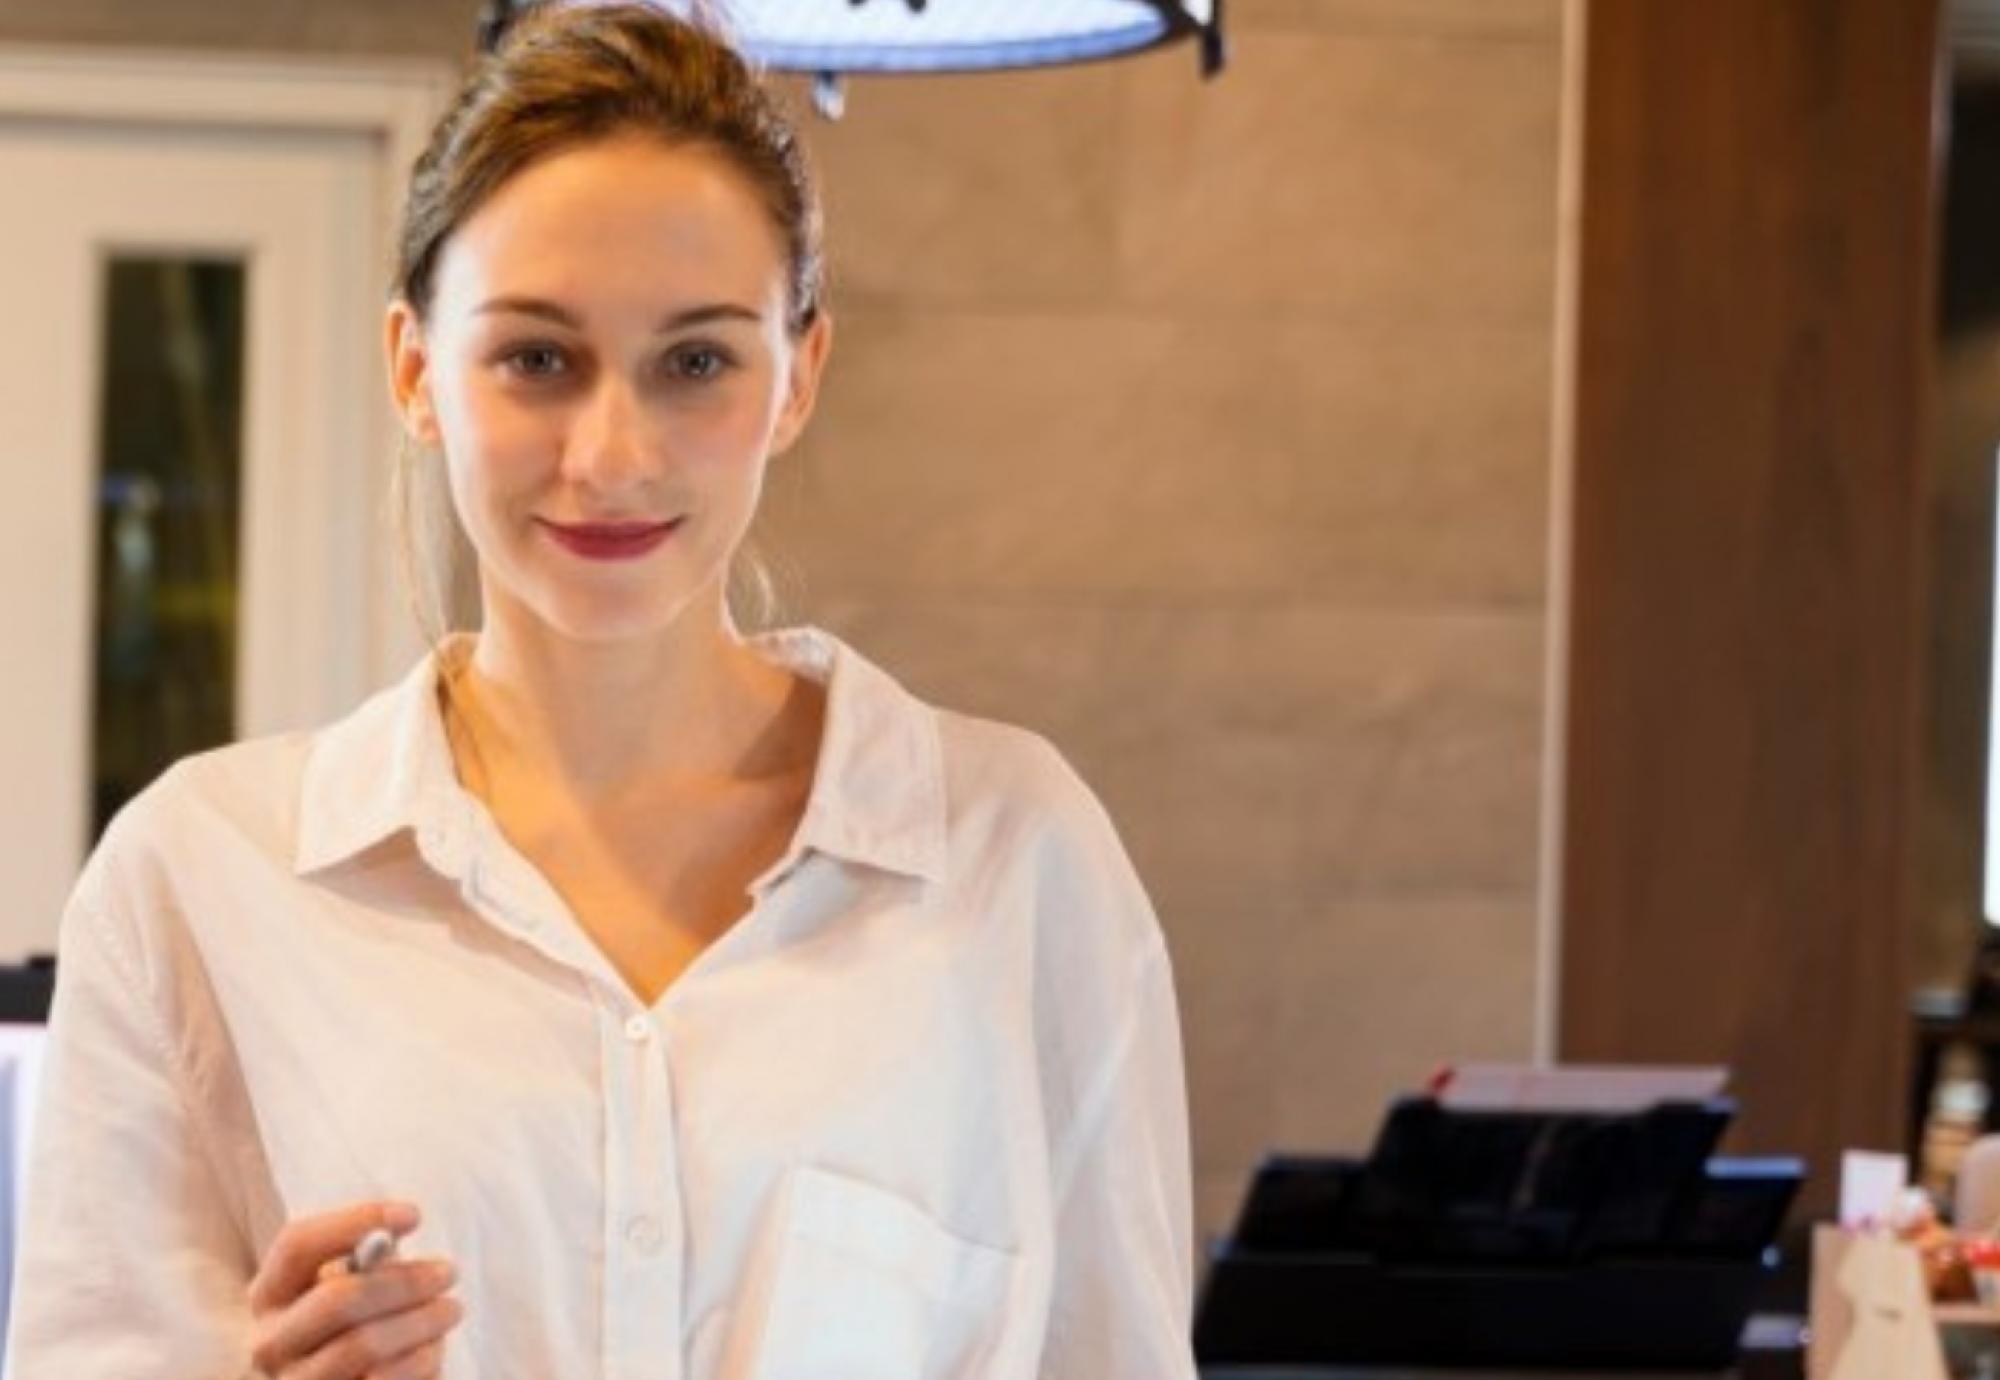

[385,298,441,445]
[768,310,834,458]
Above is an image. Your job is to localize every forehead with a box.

[433,135,786,316]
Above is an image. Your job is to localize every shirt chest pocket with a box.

[749,1165,1021,1380]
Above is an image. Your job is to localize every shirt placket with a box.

[430,797,693,1380]
[598,995,685,1380]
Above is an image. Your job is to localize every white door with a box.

[0,67,440,961]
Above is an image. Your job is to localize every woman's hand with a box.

[246,1201,463,1379]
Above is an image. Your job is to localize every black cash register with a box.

[1195,1096,1803,1370]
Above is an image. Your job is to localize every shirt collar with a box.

[740,627,948,888]
[292,626,948,886]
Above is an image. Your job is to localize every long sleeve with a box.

[4,898,258,1379]
[1038,938,1199,1379]
[1015,736,1200,1380]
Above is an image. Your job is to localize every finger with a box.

[249,1202,421,1313]
[257,1259,456,1372]
[291,1295,463,1380]
[368,1338,447,1380]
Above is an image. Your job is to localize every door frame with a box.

[0,41,455,688]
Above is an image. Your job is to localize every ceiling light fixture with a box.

[478,1,1227,117]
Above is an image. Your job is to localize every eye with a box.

[664,343,735,382]
[498,343,568,379]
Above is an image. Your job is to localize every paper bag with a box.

[1811,1227,1949,1380]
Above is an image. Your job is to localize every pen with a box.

[346,1227,397,1275]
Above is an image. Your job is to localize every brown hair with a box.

[390,0,820,639]
[396,1,823,333]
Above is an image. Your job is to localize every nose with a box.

[560,373,653,493]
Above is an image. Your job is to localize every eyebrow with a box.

[471,296,762,332]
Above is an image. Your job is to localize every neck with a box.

[443,582,808,805]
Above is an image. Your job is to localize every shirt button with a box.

[626,1214,664,1255]
[623,1014,652,1043]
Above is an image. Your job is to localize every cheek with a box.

[440,444,520,529]
[433,429,541,547]
[438,386,554,489]
[667,388,784,474]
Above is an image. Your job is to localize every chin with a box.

[527,588,701,645]
[477,539,735,646]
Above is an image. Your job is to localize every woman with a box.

[5,5,1197,1377]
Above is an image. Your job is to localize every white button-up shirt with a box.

[4,627,1198,1380]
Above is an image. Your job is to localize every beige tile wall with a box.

[0,0,1567,1254]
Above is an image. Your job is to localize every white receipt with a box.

[1839,1150,1910,1228]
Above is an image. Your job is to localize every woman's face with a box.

[387,134,830,645]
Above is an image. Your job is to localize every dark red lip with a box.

[537,517,681,561]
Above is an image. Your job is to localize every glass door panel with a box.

[92,258,247,839]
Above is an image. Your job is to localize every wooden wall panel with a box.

[1558,0,1941,1213]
